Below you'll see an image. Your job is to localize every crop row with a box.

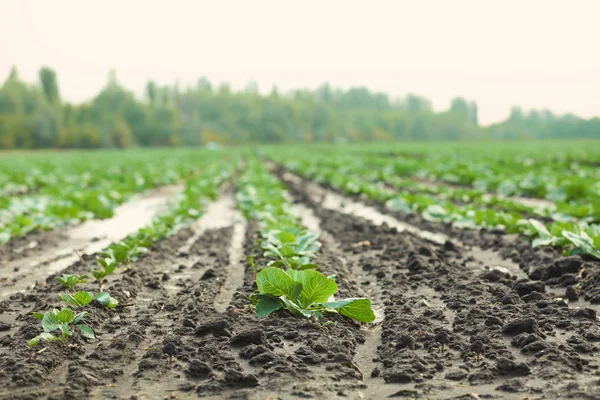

[0,150,227,244]
[293,144,600,205]
[265,151,600,260]
[27,158,237,346]
[236,155,375,322]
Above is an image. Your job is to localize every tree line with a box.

[0,66,597,149]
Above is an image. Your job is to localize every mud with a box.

[2,175,600,399]
[0,184,181,301]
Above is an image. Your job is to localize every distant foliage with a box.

[0,66,597,149]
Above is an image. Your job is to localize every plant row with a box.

[0,149,225,245]
[27,159,236,346]
[267,152,600,260]
[236,156,375,322]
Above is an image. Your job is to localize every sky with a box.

[1,0,599,125]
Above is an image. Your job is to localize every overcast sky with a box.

[1,0,598,124]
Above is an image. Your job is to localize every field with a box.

[1,140,600,399]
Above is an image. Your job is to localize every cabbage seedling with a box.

[250,267,375,322]
[91,251,118,281]
[56,274,89,291]
[59,291,118,309]
[29,307,95,346]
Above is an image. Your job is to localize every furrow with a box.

[281,167,600,399]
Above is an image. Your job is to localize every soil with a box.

[1,176,600,399]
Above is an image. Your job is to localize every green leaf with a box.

[287,269,338,308]
[57,308,74,323]
[107,297,119,309]
[324,298,376,322]
[28,332,58,346]
[529,219,552,237]
[72,311,88,325]
[256,267,302,301]
[280,297,313,318]
[59,322,71,336]
[93,292,111,306]
[77,324,95,339]
[255,296,283,318]
[296,263,319,271]
[32,312,44,320]
[74,291,94,307]
[279,245,299,258]
[42,310,60,332]
[277,230,296,244]
[562,230,600,259]
[59,293,77,307]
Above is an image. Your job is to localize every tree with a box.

[39,67,60,104]
[146,81,157,105]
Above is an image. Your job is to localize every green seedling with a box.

[92,251,118,281]
[29,307,95,346]
[249,267,375,323]
[56,274,89,291]
[59,291,118,309]
[261,228,321,270]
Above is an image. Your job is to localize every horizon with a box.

[1,0,599,125]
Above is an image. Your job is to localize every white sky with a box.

[1,0,599,125]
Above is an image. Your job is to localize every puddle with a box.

[0,184,182,300]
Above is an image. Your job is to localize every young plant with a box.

[91,250,118,281]
[56,274,89,291]
[249,267,375,322]
[261,228,321,270]
[59,291,118,309]
[29,307,95,346]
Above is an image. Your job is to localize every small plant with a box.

[249,267,375,322]
[91,250,118,281]
[29,307,95,346]
[59,291,118,309]
[261,228,321,270]
[56,274,89,291]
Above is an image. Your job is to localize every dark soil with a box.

[2,177,600,399]
[0,228,71,264]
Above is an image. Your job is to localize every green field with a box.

[1,140,600,399]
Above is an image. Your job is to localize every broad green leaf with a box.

[77,324,95,339]
[562,230,600,259]
[279,245,298,258]
[256,267,302,301]
[74,291,94,306]
[287,269,337,308]
[42,310,60,332]
[57,308,74,323]
[324,298,376,322]
[255,296,282,318]
[277,230,296,244]
[32,312,44,320]
[93,292,111,306]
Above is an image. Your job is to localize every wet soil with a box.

[2,178,600,399]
